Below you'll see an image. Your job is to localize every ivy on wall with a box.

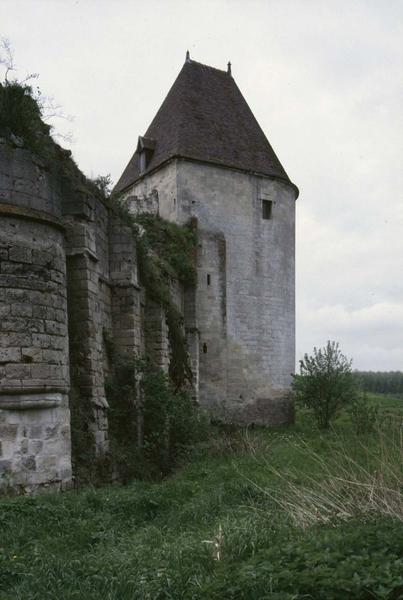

[112,201,197,390]
[103,339,208,481]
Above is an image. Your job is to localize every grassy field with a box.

[0,394,402,600]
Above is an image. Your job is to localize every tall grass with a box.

[251,422,403,528]
[1,398,402,599]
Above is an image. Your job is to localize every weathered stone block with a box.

[5,363,31,379]
[11,303,33,317]
[21,455,36,471]
[0,424,18,441]
[0,347,21,363]
[0,459,12,473]
[27,424,42,439]
[20,438,29,454]
[0,332,32,348]
[21,347,42,362]
[29,439,43,454]
[9,246,32,263]
[37,455,57,469]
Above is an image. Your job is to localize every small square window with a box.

[262,199,273,220]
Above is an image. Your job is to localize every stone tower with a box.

[0,142,72,491]
[115,54,298,425]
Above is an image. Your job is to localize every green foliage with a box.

[140,359,209,475]
[135,212,197,288]
[104,348,209,480]
[0,80,106,205]
[292,341,357,428]
[91,173,113,198]
[0,81,52,156]
[0,408,402,599]
[112,201,197,389]
[347,391,380,434]
[204,517,403,599]
[69,384,116,486]
[355,370,403,395]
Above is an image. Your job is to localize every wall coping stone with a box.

[0,392,63,410]
[0,203,65,231]
[66,248,99,263]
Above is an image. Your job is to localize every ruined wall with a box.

[109,214,144,358]
[0,141,177,493]
[0,141,71,492]
[122,160,200,392]
[64,194,113,454]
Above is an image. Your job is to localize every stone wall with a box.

[177,160,296,425]
[0,138,296,493]
[0,141,188,493]
[127,158,296,425]
[64,194,113,454]
[0,141,71,493]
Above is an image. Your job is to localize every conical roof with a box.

[115,58,296,194]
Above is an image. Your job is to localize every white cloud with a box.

[297,302,403,370]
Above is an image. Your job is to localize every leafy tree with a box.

[355,370,403,395]
[92,174,113,198]
[292,341,357,428]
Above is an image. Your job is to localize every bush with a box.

[347,391,379,434]
[105,353,209,480]
[292,341,357,429]
[0,81,52,156]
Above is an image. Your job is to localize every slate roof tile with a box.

[114,59,294,193]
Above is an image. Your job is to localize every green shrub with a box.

[0,81,52,155]
[292,341,357,428]
[347,391,379,434]
[105,352,209,480]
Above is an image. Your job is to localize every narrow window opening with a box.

[262,199,273,220]
[203,343,207,354]
[207,274,211,286]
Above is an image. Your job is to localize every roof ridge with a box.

[185,59,228,75]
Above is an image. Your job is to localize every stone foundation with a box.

[0,395,71,494]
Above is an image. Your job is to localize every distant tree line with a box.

[355,371,403,395]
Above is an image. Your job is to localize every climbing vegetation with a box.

[112,200,197,389]
[104,347,209,480]
[0,78,104,202]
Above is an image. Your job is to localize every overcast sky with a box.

[2,0,403,371]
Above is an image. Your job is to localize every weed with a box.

[1,396,402,599]
[347,391,379,434]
